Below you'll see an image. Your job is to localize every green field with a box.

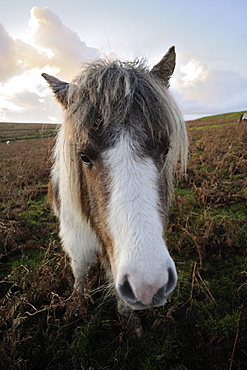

[0,122,59,141]
[0,113,246,369]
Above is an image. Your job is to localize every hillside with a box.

[187,111,246,129]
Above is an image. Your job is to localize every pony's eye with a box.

[79,153,92,166]
[163,148,169,162]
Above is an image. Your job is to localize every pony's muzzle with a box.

[117,267,177,310]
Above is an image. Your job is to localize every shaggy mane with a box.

[67,61,177,134]
[59,58,187,201]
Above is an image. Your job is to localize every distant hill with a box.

[192,111,245,121]
[187,111,246,130]
[0,122,59,141]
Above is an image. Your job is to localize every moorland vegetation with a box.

[0,113,246,369]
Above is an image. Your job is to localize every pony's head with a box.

[43,46,188,310]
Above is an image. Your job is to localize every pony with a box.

[42,46,188,315]
[238,113,247,122]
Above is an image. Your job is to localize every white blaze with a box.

[105,133,176,306]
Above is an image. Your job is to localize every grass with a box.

[199,111,245,120]
[191,122,235,130]
[0,113,246,369]
[0,122,59,141]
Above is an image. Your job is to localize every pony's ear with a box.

[42,73,70,108]
[150,46,176,86]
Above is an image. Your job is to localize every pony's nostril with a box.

[152,268,177,306]
[118,278,137,304]
[152,286,166,306]
[165,268,177,296]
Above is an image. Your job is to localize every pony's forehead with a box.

[67,60,173,147]
[72,113,170,153]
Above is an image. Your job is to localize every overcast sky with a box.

[1,0,247,122]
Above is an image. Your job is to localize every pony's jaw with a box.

[104,133,177,309]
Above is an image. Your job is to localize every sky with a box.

[0,0,247,123]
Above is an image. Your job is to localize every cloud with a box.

[0,24,20,82]
[0,89,62,123]
[0,23,48,83]
[0,7,100,84]
[172,54,247,117]
[0,24,26,82]
[0,7,102,122]
[9,91,41,109]
[31,7,100,80]
[15,39,49,70]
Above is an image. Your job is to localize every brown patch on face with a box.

[97,229,116,277]
[76,147,116,270]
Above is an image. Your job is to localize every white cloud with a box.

[179,59,209,86]
[0,24,24,82]
[0,7,101,122]
[9,91,41,109]
[172,54,247,117]
[0,23,49,83]
[30,7,100,80]
[0,90,62,123]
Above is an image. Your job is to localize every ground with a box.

[0,114,246,369]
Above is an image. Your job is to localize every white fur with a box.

[52,125,102,292]
[105,133,177,307]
